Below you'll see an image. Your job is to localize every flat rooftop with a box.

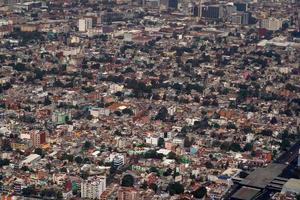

[231,186,261,200]
[239,163,287,189]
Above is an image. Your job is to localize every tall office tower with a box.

[85,18,93,31]
[298,9,300,30]
[198,0,203,18]
[143,0,160,9]
[99,11,124,24]
[78,18,93,32]
[131,0,143,6]
[298,149,300,167]
[168,0,178,9]
[159,0,177,10]
[188,2,194,16]
[81,176,106,199]
[1,0,27,4]
[201,5,224,19]
[193,5,200,17]
[242,12,251,25]
[231,12,252,25]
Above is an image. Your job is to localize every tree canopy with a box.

[168,182,184,195]
[121,174,134,187]
[193,186,207,199]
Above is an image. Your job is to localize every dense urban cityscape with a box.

[0,0,300,199]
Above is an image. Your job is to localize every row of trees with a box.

[121,173,207,198]
[102,74,204,95]
[22,186,63,199]
[0,158,10,167]
[168,182,207,198]
[60,152,90,164]
[220,141,253,153]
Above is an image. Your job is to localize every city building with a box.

[117,187,139,200]
[52,111,72,125]
[260,17,283,31]
[112,154,125,169]
[281,179,300,195]
[81,176,106,200]
[30,131,46,147]
[201,5,224,19]
[0,1,300,199]
[20,154,41,167]
[78,18,93,32]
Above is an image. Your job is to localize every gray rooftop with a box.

[239,163,287,189]
[231,186,261,200]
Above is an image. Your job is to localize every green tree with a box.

[280,130,290,150]
[144,150,164,159]
[122,108,133,115]
[163,168,173,176]
[149,183,158,193]
[140,181,148,189]
[0,158,10,167]
[193,186,207,199]
[43,96,52,106]
[243,143,253,152]
[167,151,177,160]
[110,165,117,174]
[60,153,73,162]
[75,156,83,164]
[149,166,159,173]
[60,167,67,173]
[280,139,290,150]
[46,163,51,173]
[155,106,168,121]
[40,188,62,199]
[270,116,277,124]
[83,157,90,164]
[227,122,237,130]
[1,139,13,151]
[212,122,220,129]
[21,166,31,172]
[168,182,184,195]
[34,148,44,157]
[184,137,194,148]
[230,143,242,152]
[80,171,88,180]
[66,154,74,162]
[220,142,231,151]
[83,141,92,150]
[121,174,134,187]
[205,161,214,169]
[242,126,252,133]
[157,137,165,147]
[22,185,36,197]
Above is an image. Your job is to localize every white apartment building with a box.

[78,18,93,32]
[81,176,106,199]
